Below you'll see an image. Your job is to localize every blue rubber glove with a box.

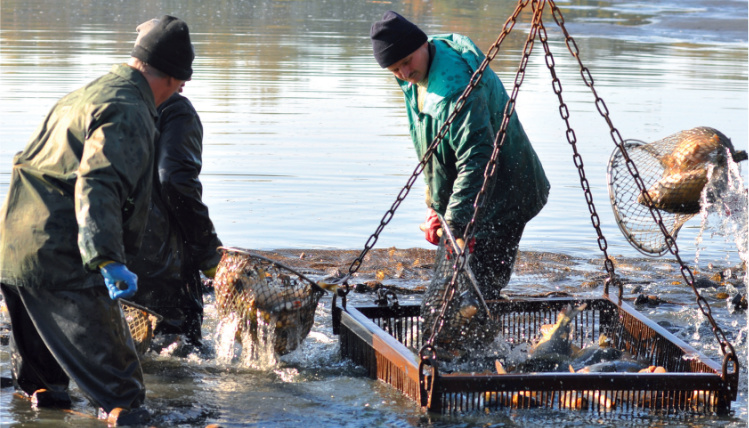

[99,262,138,300]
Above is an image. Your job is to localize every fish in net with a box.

[607,126,747,255]
[212,247,329,357]
[420,238,501,361]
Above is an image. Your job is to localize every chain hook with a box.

[418,345,439,408]
[722,351,740,400]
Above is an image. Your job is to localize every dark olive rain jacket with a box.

[0,64,157,290]
[399,34,550,237]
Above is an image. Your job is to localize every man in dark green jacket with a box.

[371,11,550,357]
[128,19,223,352]
[0,16,194,424]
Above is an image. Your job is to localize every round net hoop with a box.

[212,247,325,356]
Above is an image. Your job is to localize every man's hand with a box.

[456,237,465,250]
[100,262,138,300]
[419,208,441,245]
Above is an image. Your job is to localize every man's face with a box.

[168,77,186,96]
[386,42,429,84]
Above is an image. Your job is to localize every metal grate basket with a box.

[212,247,325,356]
[335,297,737,415]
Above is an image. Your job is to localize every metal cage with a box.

[334,297,737,415]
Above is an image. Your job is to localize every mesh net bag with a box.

[212,247,325,356]
[421,238,501,360]
[607,127,744,256]
[120,300,161,355]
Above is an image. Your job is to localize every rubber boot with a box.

[98,407,150,426]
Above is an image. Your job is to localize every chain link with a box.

[549,0,737,369]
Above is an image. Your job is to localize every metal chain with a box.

[535,8,621,298]
[548,0,737,370]
[421,0,541,354]
[341,0,531,297]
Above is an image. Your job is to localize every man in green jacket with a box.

[371,11,550,357]
[0,16,194,424]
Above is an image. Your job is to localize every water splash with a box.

[695,151,748,285]
[214,316,240,364]
[213,313,279,369]
[239,319,279,369]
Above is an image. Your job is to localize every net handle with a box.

[219,247,329,294]
[434,212,492,319]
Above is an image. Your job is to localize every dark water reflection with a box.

[0,0,747,426]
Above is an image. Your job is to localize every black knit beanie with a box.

[370,11,428,68]
[131,15,194,80]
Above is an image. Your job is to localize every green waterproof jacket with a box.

[0,64,157,290]
[399,34,550,237]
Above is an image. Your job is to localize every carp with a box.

[559,391,589,410]
[524,303,587,372]
[560,390,615,410]
[570,333,623,371]
[120,300,161,356]
[495,304,587,373]
[690,390,719,412]
[659,127,745,174]
[638,126,747,214]
[639,366,668,373]
[637,169,707,214]
[576,360,646,373]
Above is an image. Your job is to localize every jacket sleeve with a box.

[157,99,222,270]
[442,94,495,230]
[76,103,154,270]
